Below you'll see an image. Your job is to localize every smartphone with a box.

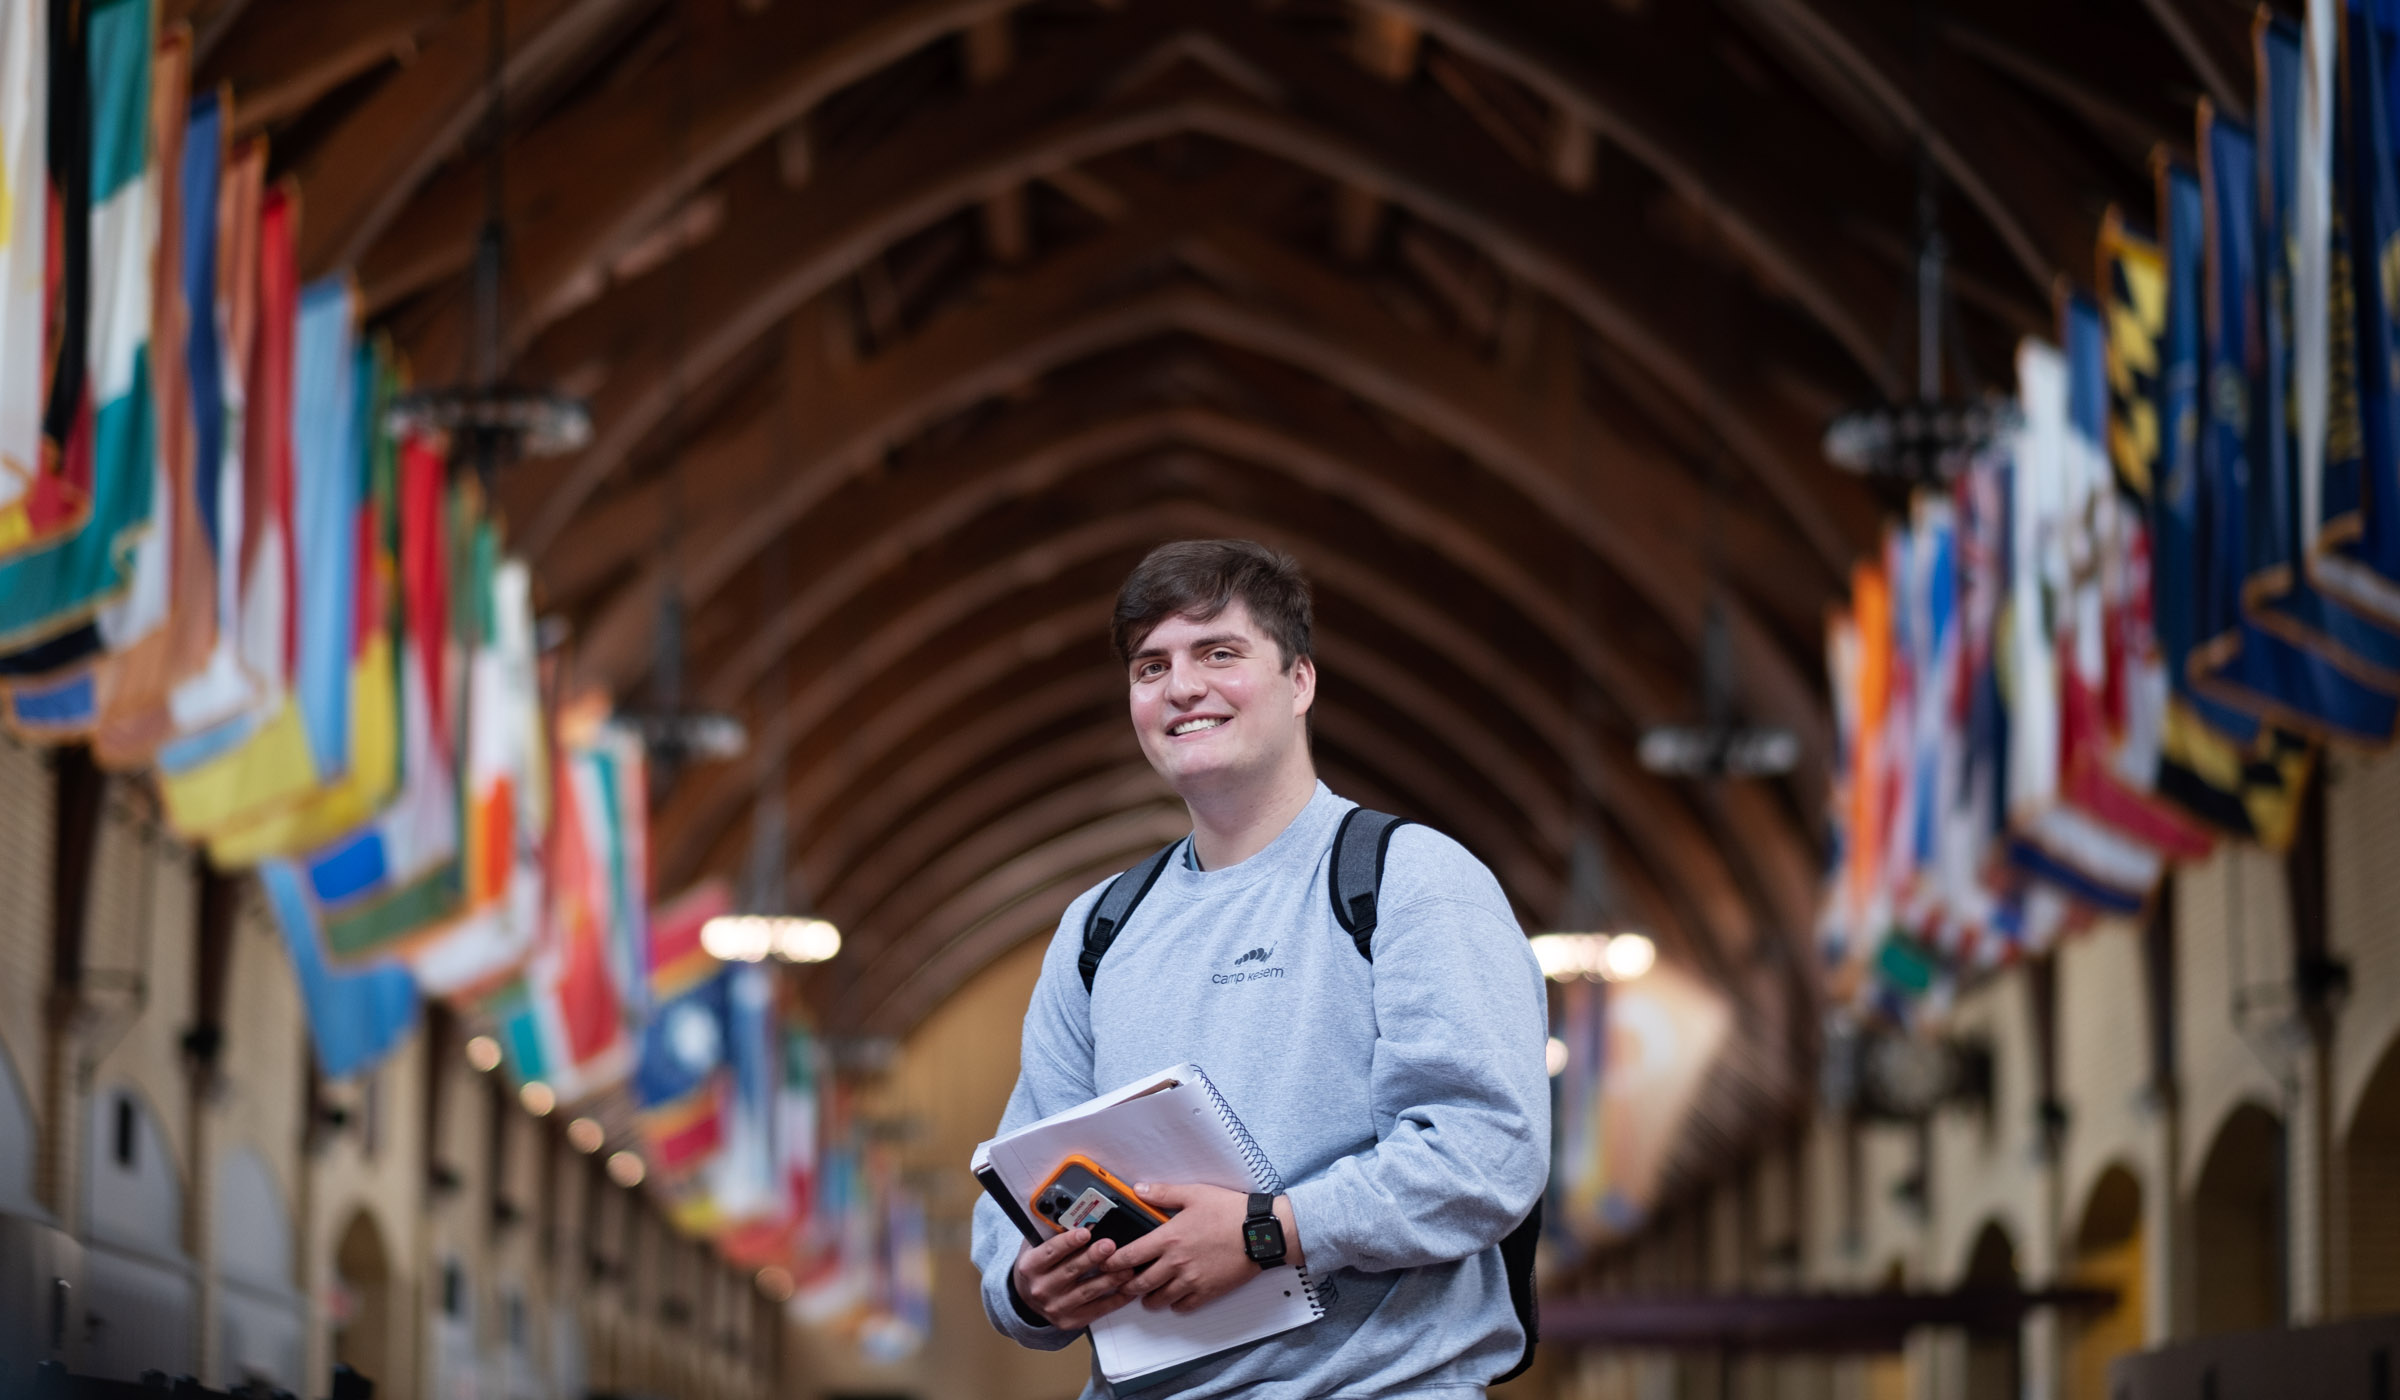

[1030,1155,1169,1248]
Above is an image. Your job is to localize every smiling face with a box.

[1127,600,1316,800]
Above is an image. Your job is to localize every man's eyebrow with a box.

[1131,631,1252,661]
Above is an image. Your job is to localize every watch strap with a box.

[1247,1192,1273,1221]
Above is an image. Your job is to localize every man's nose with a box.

[1167,655,1209,702]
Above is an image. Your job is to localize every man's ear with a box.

[1289,654,1316,716]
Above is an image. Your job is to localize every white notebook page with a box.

[974,1065,1321,1383]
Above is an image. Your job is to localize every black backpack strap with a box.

[1327,808,1413,960]
[1492,1197,1543,1382]
[1078,840,1182,991]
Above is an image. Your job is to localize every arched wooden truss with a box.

[196,0,2248,1159]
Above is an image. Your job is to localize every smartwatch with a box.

[1241,1192,1287,1268]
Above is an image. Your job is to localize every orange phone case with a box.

[1030,1154,1171,1231]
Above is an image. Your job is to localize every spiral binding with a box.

[1187,1065,1329,1317]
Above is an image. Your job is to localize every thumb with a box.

[1133,1181,1188,1211]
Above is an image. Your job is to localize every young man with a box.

[970,539,1550,1397]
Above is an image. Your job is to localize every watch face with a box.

[1244,1219,1282,1258]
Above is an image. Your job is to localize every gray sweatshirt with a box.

[971,784,1551,1400]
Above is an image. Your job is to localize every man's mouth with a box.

[1168,717,1226,737]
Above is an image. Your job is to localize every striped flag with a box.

[0,0,159,697]
[0,0,46,549]
[90,30,215,766]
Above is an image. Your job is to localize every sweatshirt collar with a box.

[1163,782,1350,894]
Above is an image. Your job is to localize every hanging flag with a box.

[258,859,418,1081]
[2305,0,2400,629]
[0,0,86,561]
[400,542,544,998]
[0,0,47,551]
[298,435,463,961]
[0,0,156,656]
[633,969,730,1176]
[2243,18,2400,692]
[488,711,633,1107]
[160,94,259,740]
[569,720,650,1023]
[2061,284,2212,859]
[2147,159,2314,848]
[154,180,317,835]
[202,340,398,865]
[1929,448,2010,965]
[2190,104,2398,741]
[89,30,216,766]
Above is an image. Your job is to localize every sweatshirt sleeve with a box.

[1283,836,1550,1276]
[970,895,1104,1349]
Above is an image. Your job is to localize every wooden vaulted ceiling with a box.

[195,0,2251,1072]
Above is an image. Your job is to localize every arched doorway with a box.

[80,1085,194,1380]
[2063,1165,2144,1400]
[332,1209,394,1392]
[2192,1102,2285,1334]
[2340,1032,2400,1315]
[211,1148,303,1389]
[0,1046,34,1217]
[1962,1220,2020,1400]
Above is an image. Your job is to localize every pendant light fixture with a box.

[387,0,591,478]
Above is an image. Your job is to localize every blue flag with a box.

[2248,19,2400,690]
[2308,0,2400,628]
[2154,160,2315,847]
[258,860,419,1080]
[2190,107,2398,742]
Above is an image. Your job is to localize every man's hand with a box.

[1012,1227,1134,1332]
[1102,1183,1305,1314]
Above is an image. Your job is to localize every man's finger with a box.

[1104,1231,1166,1271]
[1134,1181,1189,1210]
[1063,1271,1124,1311]
[1034,1227,1090,1264]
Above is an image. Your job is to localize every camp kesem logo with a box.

[1215,945,1281,984]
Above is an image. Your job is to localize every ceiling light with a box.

[606,1150,647,1188]
[755,1266,796,1302]
[1530,932,1655,983]
[1603,932,1657,982]
[519,1081,556,1117]
[465,1035,503,1073]
[566,1117,606,1154]
[1636,723,1801,778]
[701,914,840,964]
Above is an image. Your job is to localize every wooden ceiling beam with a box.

[1725,0,2109,295]
[1382,0,1940,361]
[564,226,1828,773]
[204,0,450,133]
[356,0,1020,322]
[290,0,647,279]
[462,1,1873,575]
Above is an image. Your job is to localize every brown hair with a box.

[1111,540,1313,670]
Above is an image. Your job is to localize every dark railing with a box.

[0,1365,373,1400]
[2109,1314,2399,1400]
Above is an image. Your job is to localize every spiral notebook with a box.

[972,1063,1325,1391]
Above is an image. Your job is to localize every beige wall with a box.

[0,735,778,1399]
